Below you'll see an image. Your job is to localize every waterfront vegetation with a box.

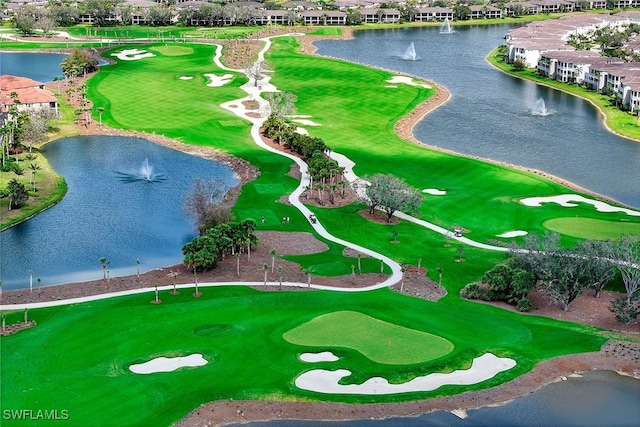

[487,46,640,141]
[1,20,640,426]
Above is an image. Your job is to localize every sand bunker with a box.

[496,230,528,238]
[204,73,233,87]
[520,194,640,217]
[300,351,339,363]
[111,49,155,61]
[386,76,431,89]
[422,188,447,195]
[294,353,516,395]
[179,76,193,80]
[129,353,207,374]
[295,127,309,135]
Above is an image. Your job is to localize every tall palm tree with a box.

[263,263,269,286]
[27,162,40,192]
[270,248,277,273]
[97,107,105,127]
[277,266,283,291]
[99,257,109,280]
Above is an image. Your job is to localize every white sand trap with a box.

[520,194,640,216]
[300,351,339,363]
[111,49,155,61]
[204,73,233,87]
[496,230,528,238]
[287,115,312,118]
[291,119,321,126]
[386,76,431,89]
[385,85,398,88]
[129,353,207,374]
[295,127,309,135]
[294,353,516,395]
[422,188,447,195]
[179,76,193,80]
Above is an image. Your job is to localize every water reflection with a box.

[315,25,640,209]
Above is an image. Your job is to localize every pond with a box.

[0,135,236,290]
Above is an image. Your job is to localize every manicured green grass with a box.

[264,37,640,247]
[2,28,638,427]
[283,310,455,365]
[0,286,608,426]
[544,217,640,240]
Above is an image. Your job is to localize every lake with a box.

[315,25,640,209]
[0,51,66,82]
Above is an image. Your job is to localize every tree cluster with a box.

[61,50,100,80]
[358,174,422,223]
[472,233,639,324]
[262,113,347,205]
[182,219,259,272]
[461,263,535,312]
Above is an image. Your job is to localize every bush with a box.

[513,59,526,71]
[461,283,485,300]
[1,159,23,175]
[609,297,640,324]
[516,298,532,312]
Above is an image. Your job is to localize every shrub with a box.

[516,298,532,312]
[461,283,484,300]
[609,297,640,324]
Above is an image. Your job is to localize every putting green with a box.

[543,217,640,240]
[283,311,454,365]
[149,45,194,56]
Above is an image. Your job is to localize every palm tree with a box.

[97,107,105,126]
[99,257,109,280]
[380,259,384,275]
[351,265,355,283]
[302,267,314,287]
[263,263,269,286]
[400,266,406,292]
[357,252,362,275]
[28,163,41,191]
[136,258,140,279]
[169,271,179,295]
[417,258,422,274]
[270,248,277,273]
[437,267,443,285]
[153,284,161,304]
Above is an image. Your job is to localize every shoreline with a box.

[3,32,639,426]
[175,346,639,426]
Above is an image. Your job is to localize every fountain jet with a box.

[401,42,418,61]
[117,158,167,183]
[531,98,554,116]
[440,18,454,34]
